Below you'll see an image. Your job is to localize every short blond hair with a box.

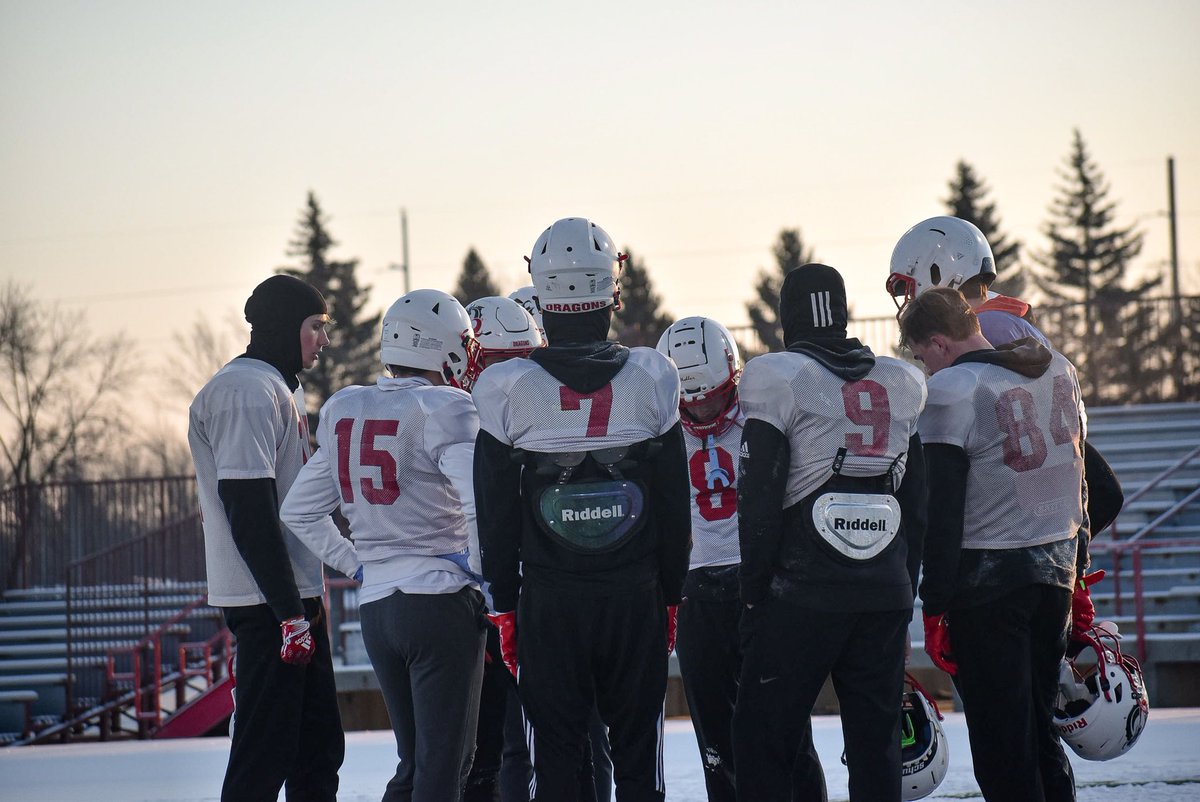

[898,287,981,348]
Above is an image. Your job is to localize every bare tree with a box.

[164,312,247,405]
[0,282,139,487]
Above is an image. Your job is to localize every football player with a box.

[188,275,349,802]
[474,217,691,802]
[657,317,827,802]
[280,289,488,801]
[733,264,928,802]
[900,287,1086,801]
[886,215,1123,538]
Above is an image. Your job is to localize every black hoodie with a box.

[919,338,1086,616]
[474,308,692,612]
[738,264,928,611]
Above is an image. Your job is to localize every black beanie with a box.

[780,263,849,345]
[241,275,328,389]
[245,274,328,333]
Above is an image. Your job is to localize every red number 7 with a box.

[559,385,613,437]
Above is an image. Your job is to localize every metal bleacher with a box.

[1084,402,1200,705]
[0,581,227,744]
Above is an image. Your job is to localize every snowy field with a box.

[2,710,1198,801]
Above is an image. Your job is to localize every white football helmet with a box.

[380,289,482,391]
[508,285,546,340]
[1053,622,1149,761]
[527,217,624,314]
[887,216,995,307]
[900,673,949,800]
[656,316,741,436]
[466,295,544,363]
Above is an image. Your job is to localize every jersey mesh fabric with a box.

[474,348,679,450]
[312,377,477,561]
[188,359,324,606]
[918,351,1083,549]
[683,412,744,568]
[739,352,927,508]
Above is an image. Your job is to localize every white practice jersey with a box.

[188,358,325,607]
[682,411,745,569]
[918,352,1084,549]
[739,352,928,507]
[284,376,479,567]
[473,348,680,450]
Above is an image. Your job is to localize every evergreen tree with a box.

[611,249,673,347]
[745,229,816,353]
[944,160,1027,297]
[1036,129,1160,403]
[453,248,500,306]
[279,191,381,421]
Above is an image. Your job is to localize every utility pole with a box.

[1168,157,1181,324]
[393,207,411,294]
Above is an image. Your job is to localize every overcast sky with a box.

[2,1,1197,407]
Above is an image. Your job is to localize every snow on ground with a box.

[1,710,1198,801]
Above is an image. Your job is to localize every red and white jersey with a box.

[682,410,745,569]
[188,358,325,607]
[918,352,1084,549]
[474,348,679,450]
[285,377,479,566]
[739,353,927,507]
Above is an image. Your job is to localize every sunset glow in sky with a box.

[3,1,1198,415]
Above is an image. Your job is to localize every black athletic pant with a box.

[487,658,611,802]
[675,569,827,802]
[518,581,667,802]
[466,626,510,802]
[733,600,908,802]
[221,597,343,802]
[951,584,1076,802]
[360,586,487,802]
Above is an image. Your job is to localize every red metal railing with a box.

[1089,537,1200,664]
[105,597,206,736]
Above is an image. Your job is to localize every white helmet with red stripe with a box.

[381,289,482,391]
[900,673,949,800]
[527,217,623,314]
[887,216,995,307]
[1053,622,1149,761]
[656,316,741,437]
[466,295,544,362]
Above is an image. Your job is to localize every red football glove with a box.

[923,612,957,676]
[1071,569,1106,641]
[666,605,679,655]
[280,616,315,665]
[488,611,518,678]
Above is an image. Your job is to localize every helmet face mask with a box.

[656,317,742,437]
[888,216,996,309]
[466,296,544,367]
[380,289,482,392]
[1053,622,1149,761]
[528,218,624,314]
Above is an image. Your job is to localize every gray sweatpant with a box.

[360,586,488,802]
